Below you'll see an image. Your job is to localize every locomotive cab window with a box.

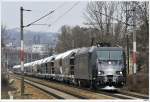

[97,51,109,60]
[110,51,123,60]
[97,51,123,61]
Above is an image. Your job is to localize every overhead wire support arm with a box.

[30,24,49,26]
[23,2,67,28]
[24,10,55,27]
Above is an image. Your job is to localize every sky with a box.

[1,1,88,33]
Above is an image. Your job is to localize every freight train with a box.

[13,44,126,90]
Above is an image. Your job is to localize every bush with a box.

[125,72,149,95]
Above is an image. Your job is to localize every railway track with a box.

[75,85,148,99]
[117,89,149,99]
[12,74,149,99]
[13,76,85,99]
[95,90,145,99]
[79,86,149,99]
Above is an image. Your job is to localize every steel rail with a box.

[12,73,149,99]
[13,76,81,99]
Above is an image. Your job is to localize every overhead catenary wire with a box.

[55,2,67,11]
[24,2,67,27]
[48,1,80,27]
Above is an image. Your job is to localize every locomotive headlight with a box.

[98,71,101,74]
[98,71,104,75]
[108,61,112,64]
[116,71,123,75]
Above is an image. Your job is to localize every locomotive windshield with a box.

[97,51,123,60]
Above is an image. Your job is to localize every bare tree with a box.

[55,25,100,53]
[55,25,72,52]
[120,1,149,72]
[84,1,125,44]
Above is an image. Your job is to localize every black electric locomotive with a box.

[74,46,126,89]
[13,44,126,90]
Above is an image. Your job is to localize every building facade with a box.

[1,44,51,70]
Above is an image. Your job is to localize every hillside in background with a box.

[6,28,58,48]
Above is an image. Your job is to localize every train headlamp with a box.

[98,71,101,74]
[116,71,122,75]
[108,61,112,64]
[98,71,104,75]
